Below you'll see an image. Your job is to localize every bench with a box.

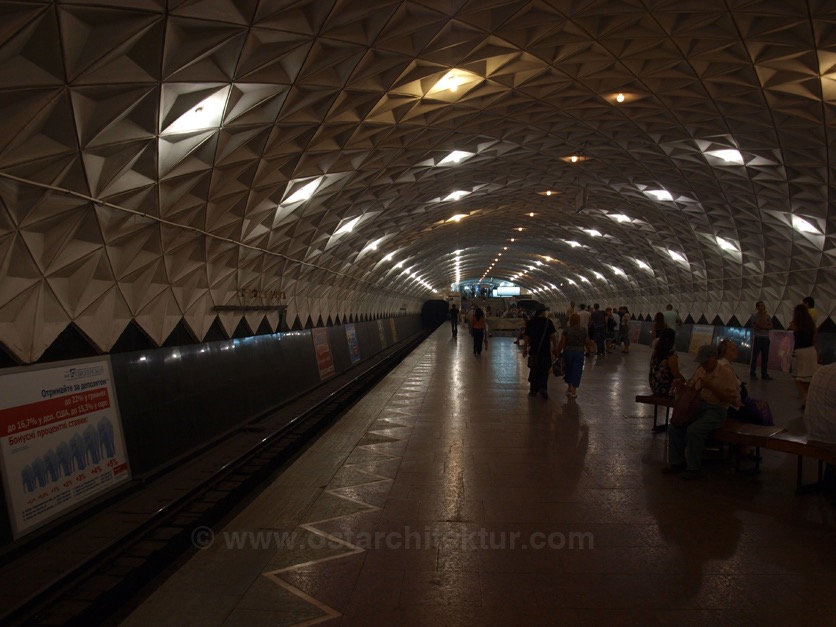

[634,394,674,433]
[712,421,836,492]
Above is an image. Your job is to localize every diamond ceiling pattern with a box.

[0,0,834,362]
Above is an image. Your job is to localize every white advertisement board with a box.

[0,357,130,538]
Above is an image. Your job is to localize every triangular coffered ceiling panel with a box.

[74,285,133,353]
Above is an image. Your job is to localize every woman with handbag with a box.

[557,313,594,398]
[663,344,738,480]
[522,305,558,399]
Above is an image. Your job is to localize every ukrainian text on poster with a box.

[0,358,130,538]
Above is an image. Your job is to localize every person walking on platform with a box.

[749,301,772,380]
[470,307,486,355]
[557,313,593,398]
[449,304,459,338]
[523,305,558,399]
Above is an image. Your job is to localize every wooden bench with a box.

[712,420,836,492]
[634,394,674,433]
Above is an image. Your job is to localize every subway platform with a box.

[122,326,835,626]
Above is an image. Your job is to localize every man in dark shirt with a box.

[523,305,558,399]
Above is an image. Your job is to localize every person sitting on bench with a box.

[663,344,738,480]
[649,328,684,397]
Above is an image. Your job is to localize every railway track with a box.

[3,330,430,626]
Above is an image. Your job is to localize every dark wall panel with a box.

[111,316,422,476]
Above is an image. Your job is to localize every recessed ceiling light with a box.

[566,240,581,248]
[792,216,819,234]
[715,236,739,252]
[707,149,744,165]
[584,229,601,237]
[561,155,588,164]
[427,69,482,96]
[611,214,631,222]
[446,214,468,222]
[668,250,687,264]
[438,150,474,165]
[616,93,625,103]
[443,190,470,202]
[335,216,360,235]
[646,189,673,201]
[163,87,229,134]
[283,178,321,205]
[634,258,651,270]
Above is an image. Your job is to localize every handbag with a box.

[552,355,564,377]
[739,397,774,425]
[670,380,702,427]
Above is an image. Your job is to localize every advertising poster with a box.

[768,330,794,373]
[628,321,642,345]
[345,324,361,364]
[689,325,715,355]
[312,328,335,380]
[389,318,398,343]
[0,358,130,538]
[376,319,388,348]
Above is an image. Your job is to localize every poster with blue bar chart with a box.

[345,324,361,364]
[0,357,130,538]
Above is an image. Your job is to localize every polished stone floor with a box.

[122,327,835,626]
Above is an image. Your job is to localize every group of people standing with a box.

[567,302,632,356]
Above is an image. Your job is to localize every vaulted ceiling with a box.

[0,0,834,362]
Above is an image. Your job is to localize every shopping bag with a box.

[670,380,702,427]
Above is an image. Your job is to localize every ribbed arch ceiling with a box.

[0,0,833,362]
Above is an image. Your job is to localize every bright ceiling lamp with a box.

[715,236,739,252]
[383,253,394,261]
[646,189,673,201]
[566,240,581,248]
[443,190,470,202]
[438,150,474,165]
[579,276,590,283]
[446,214,468,222]
[792,216,820,234]
[610,214,631,222]
[668,250,688,264]
[163,87,229,134]
[282,178,321,205]
[364,237,383,252]
[610,265,625,277]
[707,149,744,165]
[335,216,360,235]
[593,271,605,281]
[584,229,602,237]
[634,258,651,270]
[566,278,577,286]
[427,69,482,96]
